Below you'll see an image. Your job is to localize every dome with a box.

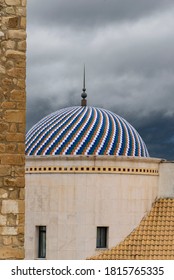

[25,106,149,157]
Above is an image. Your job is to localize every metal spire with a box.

[81,65,87,106]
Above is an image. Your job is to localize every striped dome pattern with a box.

[26,106,149,157]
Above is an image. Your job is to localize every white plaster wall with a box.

[158,162,174,198]
[25,156,160,259]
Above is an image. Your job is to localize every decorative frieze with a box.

[26,165,159,176]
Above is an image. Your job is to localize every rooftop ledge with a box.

[26,155,164,163]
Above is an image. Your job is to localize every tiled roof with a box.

[25,106,149,157]
[89,198,174,260]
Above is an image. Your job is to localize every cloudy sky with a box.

[27,0,174,160]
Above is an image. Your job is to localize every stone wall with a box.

[0,0,26,259]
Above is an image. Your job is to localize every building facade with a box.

[24,104,174,260]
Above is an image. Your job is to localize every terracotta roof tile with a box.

[89,198,174,260]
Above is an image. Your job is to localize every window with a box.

[96,227,108,248]
[38,226,46,258]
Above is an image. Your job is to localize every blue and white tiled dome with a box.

[26,106,149,157]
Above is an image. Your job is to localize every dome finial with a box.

[81,64,87,106]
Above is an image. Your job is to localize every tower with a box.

[0,0,26,259]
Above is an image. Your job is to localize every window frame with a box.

[37,225,46,259]
[96,226,108,249]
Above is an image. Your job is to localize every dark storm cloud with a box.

[28,0,173,28]
[26,89,79,132]
[137,112,174,160]
[26,97,54,131]
[26,0,174,160]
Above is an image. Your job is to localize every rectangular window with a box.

[96,226,108,248]
[38,226,46,258]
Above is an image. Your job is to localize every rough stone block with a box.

[0,91,4,102]
[0,134,6,141]
[17,177,25,188]
[12,235,24,246]
[6,49,25,59]
[5,0,20,5]
[16,7,26,16]
[6,132,25,142]
[0,122,9,133]
[0,215,7,226]
[7,67,26,78]
[22,0,26,6]
[10,90,25,101]
[0,65,6,74]
[1,200,18,214]
[17,101,25,109]
[6,143,17,153]
[0,226,18,236]
[20,17,26,29]
[4,40,16,49]
[18,214,25,225]
[4,177,25,188]
[7,213,17,226]
[4,178,17,188]
[15,59,26,68]
[0,31,5,37]
[0,143,5,153]
[8,30,26,40]
[9,189,19,199]
[18,40,26,51]
[0,247,24,259]
[2,236,13,246]
[1,154,25,165]
[0,165,11,176]
[17,143,25,154]
[19,189,25,200]
[6,60,15,70]
[0,189,8,199]
[0,178,3,188]
[17,225,24,234]
[1,57,6,64]
[9,123,17,133]
[18,123,25,133]
[16,79,25,89]
[1,102,16,109]
[5,7,15,15]
[8,17,19,28]
[18,200,25,213]
[2,78,13,86]
[13,166,24,177]
[4,110,25,123]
